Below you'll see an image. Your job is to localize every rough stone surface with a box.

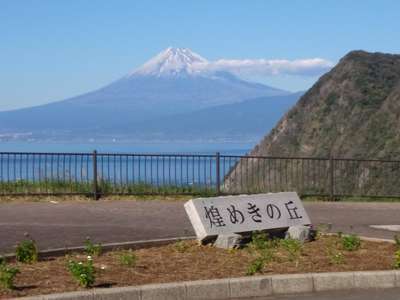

[229,276,272,298]
[185,192,311,241]
[354,271,396,289]
[285,225,311,243]
[186,279,230,299]
[213,233,244,249]
[271,274,314,294]
[141,282,186,300]
[313,272,355,291]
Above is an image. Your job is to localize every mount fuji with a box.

[0,47,298,141]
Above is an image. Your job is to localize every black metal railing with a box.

[0,151,399,199]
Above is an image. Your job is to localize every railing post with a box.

[216,152,221,196]
[92,150,99,200]
[329,156,334,201]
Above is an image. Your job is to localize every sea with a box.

[0,141,254,155]
[0,141,255,184]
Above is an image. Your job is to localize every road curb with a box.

[17,270,400,300]
[2,236,196,262]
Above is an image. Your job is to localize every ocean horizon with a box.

[0,141,254,155]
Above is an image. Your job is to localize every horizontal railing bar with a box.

[0,152,92,156]
[220,155,330,160]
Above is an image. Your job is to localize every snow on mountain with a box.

[130,47,209,77]
[0,47,293,140]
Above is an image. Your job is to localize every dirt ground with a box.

[0,236,397,299]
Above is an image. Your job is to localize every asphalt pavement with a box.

[1,200,400,253]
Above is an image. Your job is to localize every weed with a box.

[246,257,264,276]
[280,238,302,262]
[341,234,361,251]
[15,234,38,263]
[248,231,269,251]
[0,259,19,290]
[84,238,102,257]
[394,250,400,269]
[173,241,190,253]
[248,231,279,253]
[67,256,95,288]
[394,235,400,250]
[327,248,345,265]
[118,250,137,267]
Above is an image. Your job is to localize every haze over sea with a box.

[0,141,253,155]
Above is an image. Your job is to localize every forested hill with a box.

[249,50,400,160]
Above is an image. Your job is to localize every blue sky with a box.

[1,0,399,111]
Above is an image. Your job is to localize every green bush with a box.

[341,234,361,251]
[15,237,38,263]
[67,257,95,288]
[0,258,20,290]
[118,250,137,267]
[84,238,102,257]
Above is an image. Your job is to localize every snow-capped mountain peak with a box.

[129,47,209,77]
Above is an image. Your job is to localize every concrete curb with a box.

[2,236,196,262]
[17,270,400,300]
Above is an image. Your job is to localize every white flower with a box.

[87,255,92,260]
[78,262,83,265]
[100,265,106,270]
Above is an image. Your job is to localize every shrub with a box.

[118,250,137,267]
[15,236,38,263]
[341,234,361,251]
[67,256,95,288]
[0,259,20,290]
[84,238,102,257]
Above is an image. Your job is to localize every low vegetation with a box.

[0,258,19,290]
[117,250,137,267]
[341,234,361,251]
[0,180,217,199]
[67,256,95,288]
[15,235,38,264]
[84,238,102,257]
[1,233,399,298]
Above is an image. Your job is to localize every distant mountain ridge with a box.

[0,47,293,141]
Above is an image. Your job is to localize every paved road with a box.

[1,200,400,253]
[239,288,400,300]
